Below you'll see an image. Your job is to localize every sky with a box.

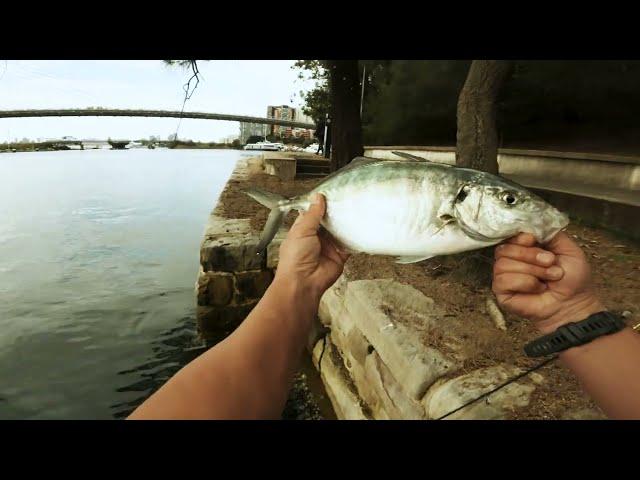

[0,60,317,143]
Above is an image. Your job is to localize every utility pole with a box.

[360,64,366,119]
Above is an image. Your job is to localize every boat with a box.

[243,140,281,151]
[304,143,321,153]
[126,141,145,149]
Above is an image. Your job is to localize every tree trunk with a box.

[456,60,514,173]
[453,60,514,286]
[327,60,364,171]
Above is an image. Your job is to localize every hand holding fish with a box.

[493,231,605,334]
[275,193,350,302]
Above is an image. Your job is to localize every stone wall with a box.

[196,155,286,341]
[310,275,545,420]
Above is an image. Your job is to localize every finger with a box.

[493,272,547,296]
[507,233,537,247]
[494,257,564,282]
[544,231,587,260]
[495,243,556,267]
[290,193,326,237]
[319,229,350,263]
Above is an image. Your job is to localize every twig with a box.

[174,60,203,139]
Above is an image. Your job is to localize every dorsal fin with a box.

[392,151,452,166]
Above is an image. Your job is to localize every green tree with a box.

[294,60,364,170]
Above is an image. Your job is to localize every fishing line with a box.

[317,332,328,376]
[436,354,558,420]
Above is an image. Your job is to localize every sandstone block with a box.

[422,364,537,420]
[197,301,258,342]
[311,337,368,420]
[344,279,463,400]
[234,269,274,302]
[200,217,264,272]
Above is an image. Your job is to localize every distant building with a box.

[266,105,314,139]
[221,134,240,144]
[239,122,266,144]
[292,128,312,139]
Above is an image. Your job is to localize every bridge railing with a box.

[0,109,316,129]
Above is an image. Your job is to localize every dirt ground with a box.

[219,159,640,420]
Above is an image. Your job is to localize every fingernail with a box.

[311,193,321,205]
[547,266,563,279]
[537,252,554,265]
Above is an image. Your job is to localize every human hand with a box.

[274,193,349,302]
[492,231,605,334]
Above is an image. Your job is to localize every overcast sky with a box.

[0,60,317,142]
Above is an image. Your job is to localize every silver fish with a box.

[244,153,569,263]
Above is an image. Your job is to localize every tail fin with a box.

[244,188,286,209]
[243,188,291,254]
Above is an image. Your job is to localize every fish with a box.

[244,152,569,263]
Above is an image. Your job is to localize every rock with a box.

[318,279,348,327]
[246,156,265,175]
[363,351,427,419]
[306,316,328,353]
[200,216,264,272]
[343,326,372,367]
[266,229,288,269]
[196,271,235,307]
[422,364,537,420]
[343,279,464,400]
[197,301,258,342]
[311,337,368,420]
[262,153,296,181]
[234,269,274,301]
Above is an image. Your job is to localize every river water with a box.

[0,148,246,419]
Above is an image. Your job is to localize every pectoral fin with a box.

[395,255,435,264]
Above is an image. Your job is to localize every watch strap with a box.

[524,311,626,357]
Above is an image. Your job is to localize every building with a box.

[239,122,267,144]
[266,105,314,139]
[292,128,312,139]
[221,134,239,144]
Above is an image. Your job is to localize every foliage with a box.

[357,60,640,149]
[293,60,330,123]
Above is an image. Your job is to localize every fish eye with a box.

[456,185,470,203]
[502,192,517,205]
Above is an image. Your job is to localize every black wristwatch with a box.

[524,311,627,357]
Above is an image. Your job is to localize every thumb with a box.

[545,231,585,258]
[291,193,326,237]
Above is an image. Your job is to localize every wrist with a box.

[536,292,606,335]
[269,274,321,319]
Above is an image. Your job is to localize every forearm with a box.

[128,277,318,420]
[560,327,640,419]
[549,299,640,419]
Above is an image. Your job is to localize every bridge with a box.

[0,109,316,129]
